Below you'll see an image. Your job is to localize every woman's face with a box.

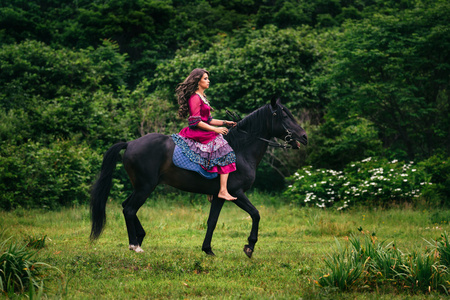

[198,73,210,90]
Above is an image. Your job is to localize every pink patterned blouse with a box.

[179,94,218,144]
[174,93,236,174]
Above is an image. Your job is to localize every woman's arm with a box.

[209,119,236,127]
[196,121,229,135]
[199,119,236,135]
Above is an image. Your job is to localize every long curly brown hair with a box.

[176,68,210,119]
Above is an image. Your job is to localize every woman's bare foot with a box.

[207,195,213,203]
[218,191,237,201]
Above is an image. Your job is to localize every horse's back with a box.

[125,133,173,155]
[123,133,174,187]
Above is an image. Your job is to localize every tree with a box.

[154,25,325,113]
[320,1,450,160]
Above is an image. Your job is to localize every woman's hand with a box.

[214,127,229,135]
[224,120,237,127]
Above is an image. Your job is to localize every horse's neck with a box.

[232,109,272,167]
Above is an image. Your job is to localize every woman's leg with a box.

[218,173,237,201]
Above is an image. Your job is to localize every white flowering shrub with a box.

[284,157,434,209]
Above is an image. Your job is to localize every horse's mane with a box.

[225,104,271,151]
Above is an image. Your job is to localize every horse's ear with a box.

[270,97,281,109]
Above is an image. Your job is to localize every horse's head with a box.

[269,98,308,149]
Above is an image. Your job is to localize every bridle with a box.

[226,106,295,149]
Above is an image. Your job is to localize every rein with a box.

[226,108,294,149]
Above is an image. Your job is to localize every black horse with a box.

[90,98,307,257]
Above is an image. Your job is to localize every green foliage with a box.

[2,202,450,298]
[285,157,436,209]
[24,235,47,250]
[306,116,383,169]
[318,230,450,293]
[0,140,102,210]
[318,237,364,290]
[430,211,450,228]
[1,0,449,209]
[0,40,126,111]
[395,251,447,294]
[320,1,450,160]
[433,232,450,268]
[0,235,62,297]
[154,24,324,113]
[417,154,450,206]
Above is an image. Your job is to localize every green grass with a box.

[1,193,449,299]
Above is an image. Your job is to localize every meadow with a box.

[1,192,450,299]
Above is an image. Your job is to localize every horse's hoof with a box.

[129,245,144,253]
[243,245,253,258]
[203,249,216,256]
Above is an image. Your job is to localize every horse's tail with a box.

[90,142,128,240]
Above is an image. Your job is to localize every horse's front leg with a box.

[233,191,260,258]
[202,196,225,256]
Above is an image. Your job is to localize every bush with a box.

[285,157,437,209]
[318,229,450,294]
[305,116,383,170]
[417,154,450,206]
[0,234,63,297]
[0,140,102,210]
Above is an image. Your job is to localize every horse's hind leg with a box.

[122,193,146,246]
[122,185,154,252]
[134,215,146,246]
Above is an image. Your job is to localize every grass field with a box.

[1,193,449,299]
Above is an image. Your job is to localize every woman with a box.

[172,68,237,201]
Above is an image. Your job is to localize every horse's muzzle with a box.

[290,134,307,149]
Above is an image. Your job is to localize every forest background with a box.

[0,0,449,210]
